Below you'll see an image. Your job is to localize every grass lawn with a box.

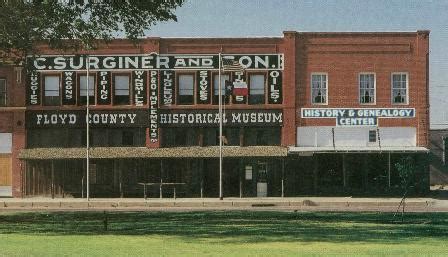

[0,211,447,256]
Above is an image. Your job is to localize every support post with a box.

[200,159,204,198]
[119,162,123,198]
[86,55,90,201]
[388,152,391,188]
[363,155,369,192]
[281,159,285,197]
[342,154,347,189]
[239,159,243,198]
[160,159,163,199]
[218,52,223,200]
[313,156,319,194]
[51,160,55,199]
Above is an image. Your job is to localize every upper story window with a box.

[0,79,6,107]
[213,74,230,105]
[359,73,375,104]
[178,74,194,105]
[79,75,95,105]
[114,75,130,105]
[249,74,265,105]
[392,72,408,104]
[311,73,328,104]
[43,75,60,106]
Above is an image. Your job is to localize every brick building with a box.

[0,30,430,198]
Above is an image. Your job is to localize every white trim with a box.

[391,72,409,105]
[358,72,376,105]
[310,72,328,105]
[288,146,429,153]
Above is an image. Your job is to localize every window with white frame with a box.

[178,74,194,105]
[392,73,408,104]
[79,75,95,105]
[44,76,60,106]
[249,74,265,104]
[359,73,375,104]
[311,73,327,104]
[114,75,130,105]
[0,79,6,106]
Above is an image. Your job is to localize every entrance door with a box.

[0,154,12,196]
[257,162,268,197]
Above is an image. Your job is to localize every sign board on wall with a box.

[301,108,415,126]
[25,109,282,128]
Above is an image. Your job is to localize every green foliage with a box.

[395,156,415,192]
[0,0,184,64]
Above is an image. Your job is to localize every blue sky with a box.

[146,0,448,127]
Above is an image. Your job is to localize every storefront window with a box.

[244,127,280,146]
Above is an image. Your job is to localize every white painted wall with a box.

[0,133,12,153]
[297,127,416,147]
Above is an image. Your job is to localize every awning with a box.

[288,146,429,154]
[19,146,288,160]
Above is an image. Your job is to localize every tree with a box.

[0,0,184,65]
[395,156,416,193]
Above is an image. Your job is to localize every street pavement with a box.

[1,196,448,212]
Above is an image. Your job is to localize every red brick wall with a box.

[296,32,430,147]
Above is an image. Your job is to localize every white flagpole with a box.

[218,53,223,200]
[86,55,90,201]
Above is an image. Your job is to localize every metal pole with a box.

[281,159,285,197]
[86,55,90,201]
[219,52,223,200]
[388,152,391,188]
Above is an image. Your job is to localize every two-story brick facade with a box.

[0,30,429,198]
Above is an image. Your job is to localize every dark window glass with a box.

[369,130,377,142]
[162,128,199,147]
[203,128,240,146]
[27,128,144,148]
[244,127,280,146]
[114,75,130,105]
[122,131,134,146]
[249,74,265,104]
[178,74,194,105]
[44,76,60,106]
[0,79,6,106]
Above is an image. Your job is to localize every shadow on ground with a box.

[0,211,447,244]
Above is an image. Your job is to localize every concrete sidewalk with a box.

[1,197,448,212]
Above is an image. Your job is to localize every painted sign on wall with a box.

[29,54,284,71]
[159,109,283,127]
[62,71,76,105]
[301,108,415,126]
[26,110,148,128]
[96,71,111,105]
